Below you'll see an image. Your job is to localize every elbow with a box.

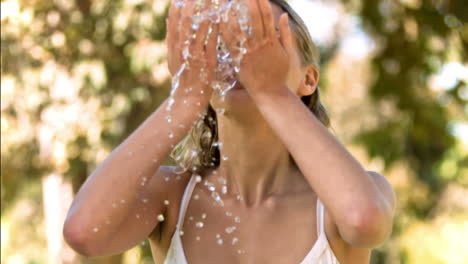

[63,218,97,257]
[342,203,394,248]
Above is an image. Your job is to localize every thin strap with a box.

[176,175,198,230]
[316,198,325,235]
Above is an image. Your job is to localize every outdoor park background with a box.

[1,0,467,263]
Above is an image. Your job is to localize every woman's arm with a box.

[63,0,220,256]
[218,0,396,248]
[252,88,396,248]
[63,94,208,257]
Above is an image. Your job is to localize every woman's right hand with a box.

[166,0,220,103]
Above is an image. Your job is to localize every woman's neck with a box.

[210,112,300,207]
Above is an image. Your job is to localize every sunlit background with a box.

[1,0,467,263]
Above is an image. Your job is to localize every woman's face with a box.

[210,3,312,113]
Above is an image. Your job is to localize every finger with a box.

[258,0,276,39]
[247,0,263,41]
[188,1,210,59]
[194,0,210,50]
[219,15,238,52]
[206,23,219,68]
[279,14,294,52]
[168,0,182,37]
[179,1,195,46]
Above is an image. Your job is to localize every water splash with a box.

[157,214,165,222]
[225,226,236,233]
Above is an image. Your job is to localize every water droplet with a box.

[195,175,202,182]
[136,214,140,219]
[217,238,223,245]
[222,155,229,161]
[212,192,224,206]
[164,200,170,205]
[165,177,170,182]
[168,132,174,138]
[157,214,165,222]
[112,203,117,208]
[204,181,216,191]
[166,115,172,123]
[201,213,207,219]
[189,216,194,221]
[221,185,228,194]
[218,177,227,184]
[190,148,199,158]
[216,233,221,238]
[120,199,126,204]
[236,195,242,201]
[191,15,202,30]
[93,227,99,232]
[232,237,239,245]
[166,98,175,111]
[183,45,191,60]
[179,230,184,236]
[142,177,147,182]
[142,198,148,203]
[234,216,241,223]
[217,141,224,150]
[208,10,221,23]
[226,211,232,217]
[175,0,184,8]
[196,236,201,241]
[153,159,158,163]
[193,194,200,200]
[195,221,204,228]
[225,226,236,233]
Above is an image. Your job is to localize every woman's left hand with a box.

[220,0,295,97]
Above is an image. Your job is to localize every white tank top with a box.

[163,175,340,264]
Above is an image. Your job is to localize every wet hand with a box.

[220,0,295,96]
[166,0,220,102]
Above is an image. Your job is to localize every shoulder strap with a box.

[176,174,198,230]
[316,198,325,235]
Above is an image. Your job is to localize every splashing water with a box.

[225,226,236,234]
[157,214,165,222]
[94,0,254,250]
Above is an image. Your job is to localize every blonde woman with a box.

[63,0,396,263]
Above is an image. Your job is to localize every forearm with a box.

[252,89,392,245]
[64,90,208,242]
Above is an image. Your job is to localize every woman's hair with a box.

[170,0,331,174]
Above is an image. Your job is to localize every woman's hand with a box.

[220,0,295,97]
[166,0,220,103]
